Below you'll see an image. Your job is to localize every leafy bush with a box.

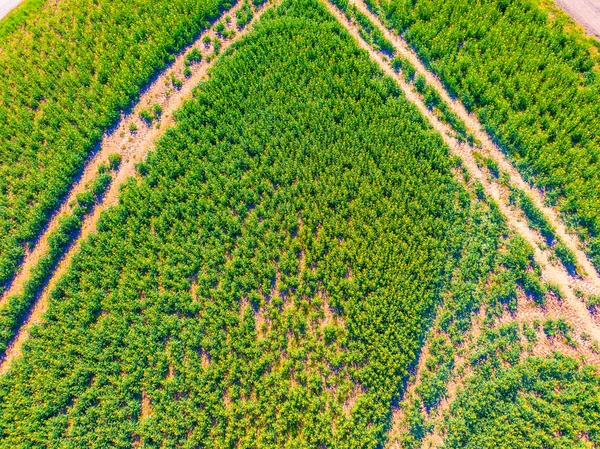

[185,47,203,65]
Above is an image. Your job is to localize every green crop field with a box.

[1,0,599,447]
[0,0,230,289]
[367,0,600,269]
[0,2,473,445]
[445,354,600,448]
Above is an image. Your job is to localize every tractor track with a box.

[0,0,276,375]
[320,0,600,446]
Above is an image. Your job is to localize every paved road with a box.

[555,0,600,40]
[0,0,23,20]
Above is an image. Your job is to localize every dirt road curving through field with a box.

[0,0,276,375]
[321,1,600,446]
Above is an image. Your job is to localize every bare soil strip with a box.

[324,0,600,342]
[319,1,600,447]
[350,0,600,298]
[0,0,275,375]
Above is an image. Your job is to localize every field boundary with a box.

[0,0,276,375]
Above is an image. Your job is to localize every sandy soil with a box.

[0,0,276,375]
[554,0,600,39]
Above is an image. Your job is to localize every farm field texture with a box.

[0,0,477,445]
[366,0,600,270]
[1,0,600,447]
[0,0,269,367]
[0,0,232,291]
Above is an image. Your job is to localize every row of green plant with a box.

[0,157,119,355]
[365,0,600,269]
[507,184,580,273]
[346,4,395,55]
[446,346,600,447]
[330,0,472,144]
[0,0,233,292]
[0,1,488,447]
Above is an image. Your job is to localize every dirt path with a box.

[417,310,486,449]
[0,0,275,375]
[554,0,600,40]
[350,0,600,297]
[319,1,600,447]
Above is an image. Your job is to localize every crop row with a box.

[0,156,119,356]
[0,0,232,290]
[365,0,600,269]
[0,0,486,446]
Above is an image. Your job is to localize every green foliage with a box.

[347,5,395,56]
[0,169,111,353]
[185,47,203,66]
[391,56,415,81]
[108,153,122,171]
[522,322,537,343]
[498,235,546,303]
[398,399,431,449]
[140,103,163,124]
[586,294,600,311]
[470,323,522,369]
[236,1,254,28]
[508,186,555,245]
[446,355,600,448]
[370,0,600,270]
[416,335,454,409]
[139,108,155,123]
[170,73,183,89]
[0,1,475,446]
[542,318,575,346]
[484,157,499,178]
[0,0,231,291]
[214,21,226,36]
[554,240,578,274]
[213,37,222,54]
